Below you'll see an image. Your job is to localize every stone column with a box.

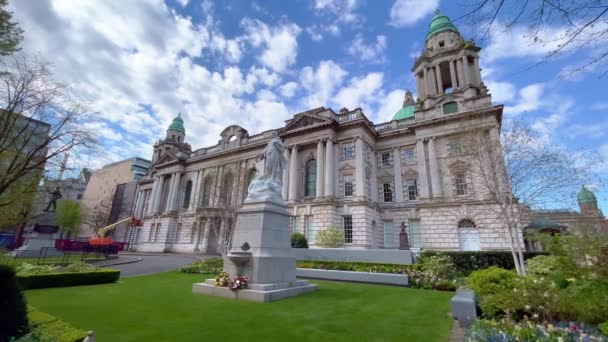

[200,220,210,252]
[473,57,481,87]
[416,140,430,199]
[153,176,165,213]
[428,137,442,198]
[148,178,158,214]
[428,67,436,95]
[435,65,443,94]
[462,55,470,86]
[282,148,290,200]
[164,173,175,212]
[135,191,145,219]
[393,148,404,202]
[171,173,182,210]
[316,140,325,197]
[288,145,299,201]
[355,137,365,198]
[324,139,335,197]
[416,74,425,99]
[423,67,432,96]
[370,150,378,202]
[190,170,201,211]
[456,59,464,88]
[449,60,458,89]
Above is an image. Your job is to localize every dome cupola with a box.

[426,10,459,42]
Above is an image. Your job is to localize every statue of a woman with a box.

[246,132,287,203]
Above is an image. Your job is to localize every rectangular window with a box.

[148,224,154,242]
[343,215,353,243]
[381,152,391,167]
[305,215,314,243]
[294,216,302,233]
[154,224,160,242]
[343,144,354,160]
[383,221,395,248]
[403,147,416,163]
[175,223,182,242]
[382,183,393,202]
[455,173,468,195]
[448,138,463,155]
[190,222,197,243]
[344,175,353,197]
[409,219,422,248]
[406,179,418,200]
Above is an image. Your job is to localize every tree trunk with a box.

[505,226,522,275]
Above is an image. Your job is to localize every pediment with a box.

[378,169,393,179]
[448,159,470,172]
[285,113,332,132]
[402,168,418,177]
[155,153,180,166]
[339,163,355,171]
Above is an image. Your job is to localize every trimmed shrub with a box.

[0,265,29,342]
[526,255,564,277]
[180,258,223,274]
[17,269,120,290]
[28,306,87,342]
[422,251,546,275]
[296,260,415,274]
[290,233,308,248]
[315,227,345,248]
[15,263,60,275]
[466,266,528,317]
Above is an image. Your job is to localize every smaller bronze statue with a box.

[399,221,410,250]
[44,187,62,212]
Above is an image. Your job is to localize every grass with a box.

[0,253,106,267]
[25,272,454,341]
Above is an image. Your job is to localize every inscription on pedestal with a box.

[238,213,262,231]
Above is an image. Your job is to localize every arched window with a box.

[457,219,480,251]
[201,176,213,207]
[243,169,257,201]
[305,159,317,197]
[220,172,234,204]
[182,180,192,209]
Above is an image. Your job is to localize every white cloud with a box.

[485,81,516,103]
[334,72,384,110]
[389,0,438,27]
[590,103,608,111]
[279,82,298,98]
[376,89,406,123]
[504,83,545,116]
[241,18,302,73]
[306,24,340,42]
[313,0,360,25]
[177,0,189,7]
[347,34,387,63]
[569,122,608,139]
[300,60,348,109]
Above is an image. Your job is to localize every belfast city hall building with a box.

[130,12,515,254]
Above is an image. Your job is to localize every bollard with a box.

[451,289,477,328]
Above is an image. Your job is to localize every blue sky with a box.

[9,0,608,211]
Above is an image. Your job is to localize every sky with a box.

[9,0,608,212]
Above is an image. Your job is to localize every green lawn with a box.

[26,272,454,341]
[1,253,105,267]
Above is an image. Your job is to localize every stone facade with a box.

[134,13,518,253]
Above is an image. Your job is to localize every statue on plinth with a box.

[245,132,287,204]
[44,187,62,212]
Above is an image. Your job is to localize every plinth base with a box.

[192,279,318,302]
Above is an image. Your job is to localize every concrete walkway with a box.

[107,253,202,278]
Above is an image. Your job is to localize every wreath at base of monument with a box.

[214,272,248,291]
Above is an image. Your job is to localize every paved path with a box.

[109,254,202,277]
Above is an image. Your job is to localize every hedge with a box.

[28,306,87,342]
[18,269,120,290]
[296,260,419,274]
[421,251,547,275]
[0,265,29,342]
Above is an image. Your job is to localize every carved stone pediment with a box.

[155,153,180,167]
[448,159,470,172]
[338,163,355,172]
[402,167,418,177]
[284,114,332,132]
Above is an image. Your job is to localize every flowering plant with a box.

[229,275,248,291]
[214,272,230,287]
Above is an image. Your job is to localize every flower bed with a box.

[421,251,546,276]
[465,319,607,342]
[179,258,223,274]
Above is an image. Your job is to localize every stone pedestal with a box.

[192,200,318,302]
[12,212,60,254]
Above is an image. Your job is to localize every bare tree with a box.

[462,119,596,275]
[455,0,608,74]
[0,54,99,212]
[83,194,114,238]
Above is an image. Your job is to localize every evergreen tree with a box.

[0,0,23,56]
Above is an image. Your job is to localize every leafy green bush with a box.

[17,269,120,290]
[422,251,546,275]
[61,263,99,273]
[408,255,460,291]
[0,265,29,341]
[290,233,308,248]
[526,255,564,277]
[467,267,529,317]
[553,278,608,324]
[28,306,87,342]
[15,264,60,275]
[315,227,344,248]
[599,321,608,336]
[180,258,223,274]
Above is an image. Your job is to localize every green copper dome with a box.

[577,186,597,204]
[393,105,415,120]
[168,113,185,134]
[426,10,459,41]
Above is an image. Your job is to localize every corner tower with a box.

[412,10,490,114]
[152,113,191,163]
